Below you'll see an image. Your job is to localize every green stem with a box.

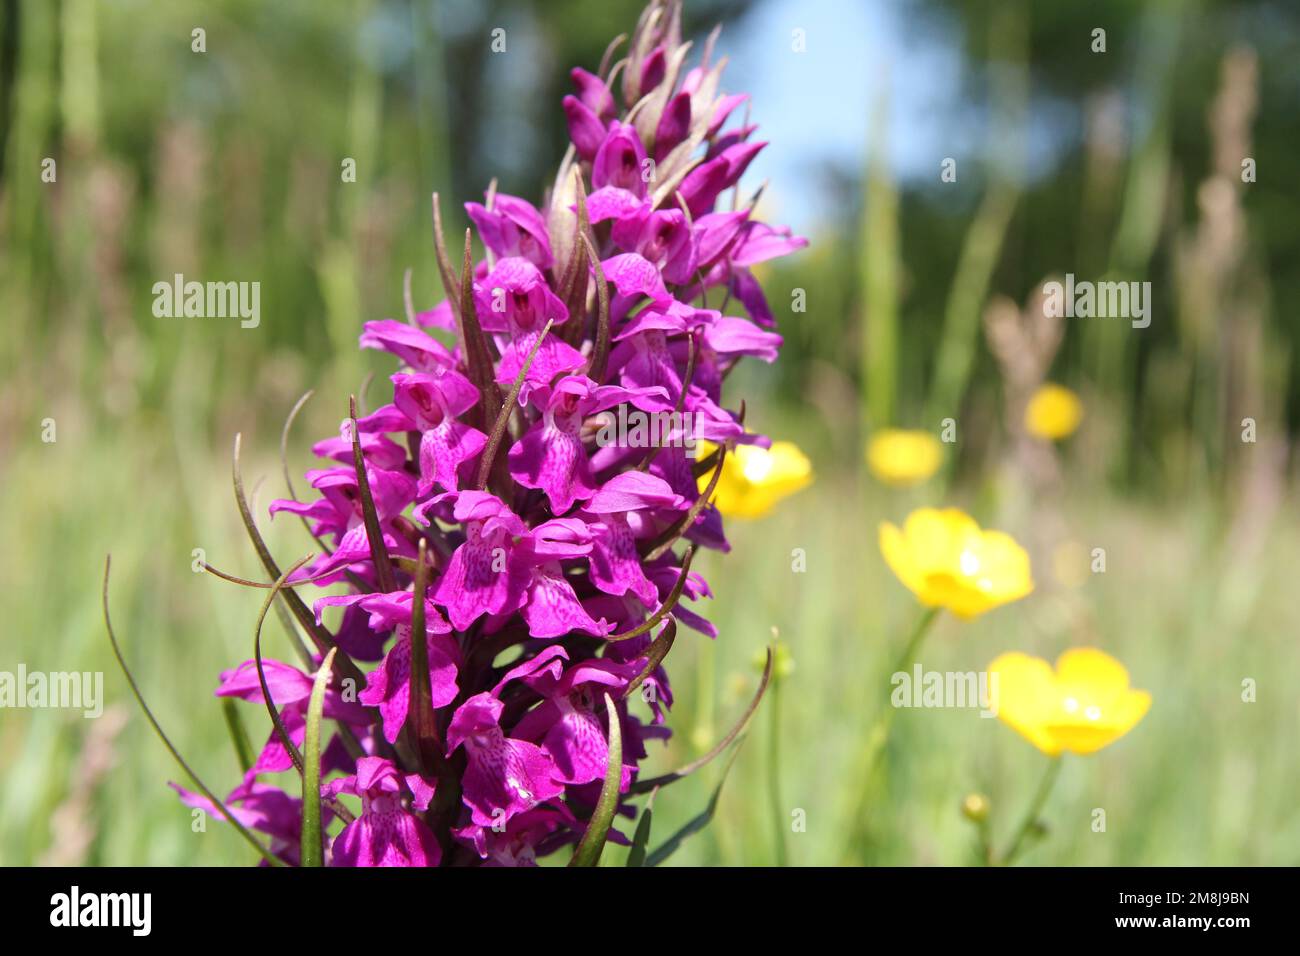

[1000,756,1063,866]
[841,606,941,862]
[767,677,787,866]
[892,606,940,676]
[864,606,940,779]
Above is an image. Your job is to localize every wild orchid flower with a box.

[171,0,805,867]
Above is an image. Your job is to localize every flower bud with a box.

[961,793,991,823]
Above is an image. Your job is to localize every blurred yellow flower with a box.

[698,440,812,519]
[865,429,943,486]
[988,648,1150,756]
[1024,383,1083,440]
[879,507,1033,618]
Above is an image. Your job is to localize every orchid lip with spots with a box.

[161,0,806,867]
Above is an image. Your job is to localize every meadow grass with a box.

[3,410,1296,866]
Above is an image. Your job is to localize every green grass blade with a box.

[625,788,657,867]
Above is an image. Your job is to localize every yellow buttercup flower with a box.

[879,507,1033,619]
[1024,383,1083,440]
[698,440,812,519]
[988,648,1151,756]
[865,429,943,487]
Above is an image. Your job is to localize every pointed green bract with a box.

[301,647,337,868]
[623,617,676,700]
[645,449,726,560]
[584,233,612,383]
[406,540,441,774]
[255,557,315,776]
[568,693,623,867]
[349,396,397,594]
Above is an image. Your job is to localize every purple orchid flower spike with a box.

[315,591,461,744]
[454,802,578,866]
[504,646,640,788]
[508,375,673,514]
[310,416,408,471]
[326,757,441,867]
[359,318,458,374]
[465,192,554,269]
[571,67,617,122]
[391,370,486,495]
[177,0,806,867]
[447,692,565,828]
[274,464,417,582]
[584,471,686,605]
[427,491,531,632]
[513,518,612,638]
[215,658,371,775]
[474,257,586,393]
[592,120,649,196]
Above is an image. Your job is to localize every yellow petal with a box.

[988,652,1062,756]
[880,508,1032,618]
[879,521,927,601]
[988,647,1150,756]
[700,439,812,520]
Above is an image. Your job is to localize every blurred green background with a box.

[2,0,1298,866]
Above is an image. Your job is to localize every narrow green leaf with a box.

[644,735,748,866]
[301,647,337,868]
[568,693,623,867]
[102,556,282,866]
[625,787,657,867]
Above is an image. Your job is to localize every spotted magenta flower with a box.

[879,507,1033,618]
[865,429,943,487]
[987,648,1151,756]
[698,439,813,519]
[325,758,442,867]
[176,0,805,867]
[1024,383,1083,440]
